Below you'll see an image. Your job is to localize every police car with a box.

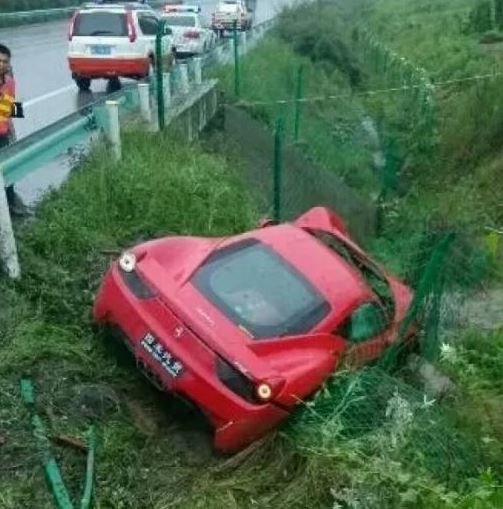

[162,5,217,58]
[67,1,175,91]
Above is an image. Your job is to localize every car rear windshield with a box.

[73,12,127,37]
[192,239,330,339]
[165,15,196,27]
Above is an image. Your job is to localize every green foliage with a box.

[0,131,257,508]
[468,0,494,33]
[213,36,379,197]
[276,3,362,86]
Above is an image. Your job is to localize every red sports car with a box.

[93,207,412,452]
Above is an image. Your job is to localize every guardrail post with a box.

[163,71,171,109]
[156,18,167,130]
[233,22,241,97]
[240,31,247,55]
[105,100,121,161]
[215,45,223,64]
[187,108,194,142]
[180,64,190,95]
[0,174,20,279]
[212,85,218,116]
[199,92,207,131]
[193,57,202,86]
[138,83,152,123]
[273,117,284,222]
[294,65,304,143]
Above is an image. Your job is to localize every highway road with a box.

[0,0,293,140]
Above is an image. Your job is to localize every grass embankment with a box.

[217,0,503,256]
[208,1,503,506]
[357,0,503,231]
[2,1,503,506]
[1,132,500,508]
[0,131,257,508]
[214,37,380,195]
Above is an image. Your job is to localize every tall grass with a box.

[0,131,257,509]
[213,37,380,196]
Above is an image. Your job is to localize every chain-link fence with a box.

[206,3,503,498]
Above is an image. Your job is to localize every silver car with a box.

[163,12,217,58]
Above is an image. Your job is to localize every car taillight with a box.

[126,10,136,42]
[68,11,78,41]
[256,383,272,401]
[216,357,255,402]
[118,253,156,299]
[183,30,200,39]
[216,357,284,404]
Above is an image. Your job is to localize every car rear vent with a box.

[215,357,256,403]
[119,269,156,299]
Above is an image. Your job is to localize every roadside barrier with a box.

[0,17,277,277]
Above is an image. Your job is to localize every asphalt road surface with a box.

[0,0,294,140]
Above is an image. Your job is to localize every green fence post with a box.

[233,21,241,97]
[273,117,284,222]
[294,64,304,143]
[156,19,167,130]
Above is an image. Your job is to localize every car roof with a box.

[230,224,372,308]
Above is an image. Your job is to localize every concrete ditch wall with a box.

[222,105,377,245]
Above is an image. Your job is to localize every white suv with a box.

[68,1,175,91]
[162,10,217,58]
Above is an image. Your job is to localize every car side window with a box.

[309,229,395,318]
[336,302,389,343]
[138,14,159,36]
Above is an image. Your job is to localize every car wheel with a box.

[74,76,91,92]
[107,77,121,93]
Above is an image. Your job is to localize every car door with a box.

[309,229,396,365]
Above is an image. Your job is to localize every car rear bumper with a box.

[94,264,289,452]
[212,20,246,30]
[68,56,149,79]
[175,43,204,57]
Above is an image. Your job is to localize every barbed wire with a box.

[223,70,503,107]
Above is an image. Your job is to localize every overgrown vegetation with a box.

[214,37,380,195]
[0,132,257,508]
[3,0,503,507]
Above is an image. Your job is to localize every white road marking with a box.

[23,84,75,108]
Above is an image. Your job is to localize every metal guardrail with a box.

[0,15,276,278]
[0,16,276,187]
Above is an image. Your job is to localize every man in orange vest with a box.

[0,43,25,215]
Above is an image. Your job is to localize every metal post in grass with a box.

[156,18,168,130]
[138,82,152,123]
[179,63,190,95]
[233,21,241,97]
[0,175,20,279]
[294,64,304,143]
[273,117,284,222]
[105,100,121,161]
[193,57,202,85]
